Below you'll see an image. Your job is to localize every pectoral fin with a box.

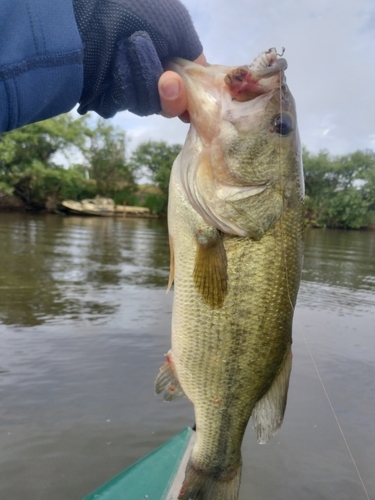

[193,227,228,309]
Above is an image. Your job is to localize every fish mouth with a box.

[224,48,287,102]
[249,47,287,77]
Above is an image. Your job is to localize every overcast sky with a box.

[112,0,375,157]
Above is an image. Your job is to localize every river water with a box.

[0,213,374,500]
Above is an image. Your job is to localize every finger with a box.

[158,53,207,119]
[194,53,207,66]
[158,71,187,118]
[176,53,207,122]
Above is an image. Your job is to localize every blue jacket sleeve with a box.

[0,0,84,132]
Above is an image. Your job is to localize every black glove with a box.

[73,0,203,118]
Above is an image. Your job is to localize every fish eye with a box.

[273,114,294,136]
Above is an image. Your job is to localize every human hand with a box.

[73,0,203,119]
[158,54,207,121]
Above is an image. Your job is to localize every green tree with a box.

[303,148,338,199]
[130,140,181,214]
[362,167,375,212]
[13,163,96,209]
[0,116,139,209]
[303,148,375,229]
[320,187,371,229]
[0,115,92,208]
[0,114,88,176]
[336,150,375,188]
[84,120,137,202]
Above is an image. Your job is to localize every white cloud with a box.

[114,113,189,156]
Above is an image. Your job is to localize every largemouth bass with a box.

[155,48,304,500]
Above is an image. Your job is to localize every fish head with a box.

[169,49,304,238]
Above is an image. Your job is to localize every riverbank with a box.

[3,194,375,229]
[0,191,27,211]
[0,191,159,218]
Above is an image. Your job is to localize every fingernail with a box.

[160,80,180,100]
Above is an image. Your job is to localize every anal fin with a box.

[155,350,185,402]
[193,227,228,309]
[252,346,293,443]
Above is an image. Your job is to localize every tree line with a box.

[1,115,374,228]
[304,148,375,229]
[0,115,181,214]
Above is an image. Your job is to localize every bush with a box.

[13,163,98,209]
[143,193,168,215]
[303,149,375,229]
[318,188,373,229]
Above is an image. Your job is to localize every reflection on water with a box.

[303,228,375,290]
[2,215,374,327]
[0,214,170,326]
[0,214,374,500]
[299,228,375,313]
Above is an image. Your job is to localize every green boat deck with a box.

[82,427,195,500]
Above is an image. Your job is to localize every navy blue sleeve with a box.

[0,0,84,132]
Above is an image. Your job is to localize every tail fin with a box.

[178,460,241,500]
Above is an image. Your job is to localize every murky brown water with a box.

[0,213,374,500]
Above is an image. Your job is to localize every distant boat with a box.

[61,197,154,217]
[82,427,195,500]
